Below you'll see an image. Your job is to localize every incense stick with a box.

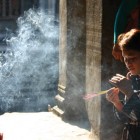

[83,90,108,100]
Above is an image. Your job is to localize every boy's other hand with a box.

[109,74,134,98]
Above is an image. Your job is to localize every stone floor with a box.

[0,112,91,140]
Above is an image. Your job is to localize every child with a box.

[106,29,140,140]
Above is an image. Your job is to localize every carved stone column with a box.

[54,0,67,116]
[85,0,102,139]
[86,0,124,140]
[56,0,87,119]
[63,0,87,119]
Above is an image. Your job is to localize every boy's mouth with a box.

[127,66,135,71]
[129,68,134,71]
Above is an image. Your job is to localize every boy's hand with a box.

[106,87,120,104]
[109,74,134,98]
[106,87,123,111]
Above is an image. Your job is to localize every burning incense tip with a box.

[83,90,108,100]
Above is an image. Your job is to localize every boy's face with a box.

[122,50,140,75]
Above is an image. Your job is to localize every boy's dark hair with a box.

[118,29,140,52]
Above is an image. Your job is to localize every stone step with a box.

[55,94,65,110]
[58,84,65,97]
[52,105,64,117]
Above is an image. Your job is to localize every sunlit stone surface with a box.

[0,112,90,140]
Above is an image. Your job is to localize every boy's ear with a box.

[126,72,132,80]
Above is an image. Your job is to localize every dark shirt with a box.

[122,75,140,121]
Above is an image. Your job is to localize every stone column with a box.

[63,0,87,119]
[59,0,67,89]
[58,0,87,119]
[85,0,102,139]
[86,0,124,140]
[52,0,67,116]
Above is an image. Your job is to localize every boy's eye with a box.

[124,57,137,63]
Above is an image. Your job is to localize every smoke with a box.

[0,8,59,112]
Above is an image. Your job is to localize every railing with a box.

[0,0,21,19]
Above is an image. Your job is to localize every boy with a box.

[106,29,140,140]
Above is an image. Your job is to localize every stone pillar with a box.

[56,0,67,112]
[58,0,87,119]
[23,0,37,11]
[86,0,124,140]
[20,0,24,14]
[63,0,87,119]
[85,0,102,139]
[59,0,67,89]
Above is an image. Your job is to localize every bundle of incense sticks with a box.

[83,90,108,100]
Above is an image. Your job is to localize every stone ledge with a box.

[52,105,64,117]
